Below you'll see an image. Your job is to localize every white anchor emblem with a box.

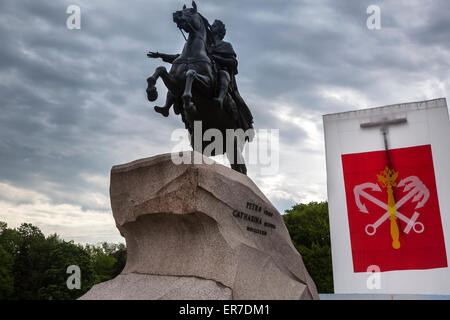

[353,175,430,236]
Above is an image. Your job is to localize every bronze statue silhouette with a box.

[146,1,253,175]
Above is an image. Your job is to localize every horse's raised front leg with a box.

[182,69,211,114]
[182,69,197,114]
[146,66,165,101]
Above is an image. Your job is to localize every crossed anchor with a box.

[353,176,430,236]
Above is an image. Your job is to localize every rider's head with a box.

[211,20,226,40]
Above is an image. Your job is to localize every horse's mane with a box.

[198,13,214,47]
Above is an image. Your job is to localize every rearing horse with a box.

[146,2,248,174]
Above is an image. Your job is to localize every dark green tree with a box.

[283,201,333,293]
[86,242,123,284]
[0,222,99,300]
[12,223,47,299]
[0,222,19,255]
[0,243,14,299]
[0,221,128,300]
[110,243,127,277]
[0,222,16,299]
[37,234,96,300]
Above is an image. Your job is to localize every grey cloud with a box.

[1,0,449,242]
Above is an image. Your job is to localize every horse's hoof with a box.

[185,102,197,114]
[146,86,158,102]
[154,106,169,117]
[173,104,182,115]
[212,97,223,110]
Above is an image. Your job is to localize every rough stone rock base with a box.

[80,152,319,300]
[79,274,232,300]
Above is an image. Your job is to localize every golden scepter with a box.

[377,166,401,249]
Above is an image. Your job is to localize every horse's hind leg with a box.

[154,91,175,117]
[227,136,247,175]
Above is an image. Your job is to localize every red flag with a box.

[342,144,447,272]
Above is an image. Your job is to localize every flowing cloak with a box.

[210,41,254,133]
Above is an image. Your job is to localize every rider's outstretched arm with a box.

[148,52,180,64]
[161,53,180,64]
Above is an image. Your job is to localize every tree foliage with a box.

[0,222,127,300]
[0,243,14,299]
[1,203,335,299]
[283,201,334,293]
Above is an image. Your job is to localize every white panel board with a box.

[323,98,450,294]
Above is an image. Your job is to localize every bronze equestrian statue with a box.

[146,1,254,175]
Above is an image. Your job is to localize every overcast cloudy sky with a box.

[1,0,449,244]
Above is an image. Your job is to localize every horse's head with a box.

[173,1,204,34]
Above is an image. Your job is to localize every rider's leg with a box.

[154,91,175,117]
[213,70,230,109]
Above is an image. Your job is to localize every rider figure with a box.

[147,19,253,132]
[209,19,235,110]
[209,20,253,132]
